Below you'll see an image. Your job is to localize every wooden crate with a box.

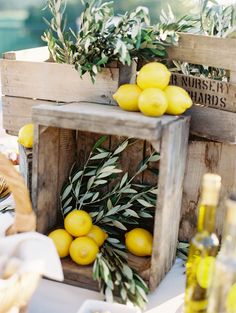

[0,47,136,135]
[31,101,190,291]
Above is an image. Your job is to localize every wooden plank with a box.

[186,105,236,144]
[32,102,180,142]
[1,96,56,135]
[1,59,120,105]
[149,117,190,291]
[168,33,236,71]
[18,144,32,195]
[170,73,236,113]
[62,253,150,291]
[180,140,236,242]
[32,126,76,233]
[3,46,50,62]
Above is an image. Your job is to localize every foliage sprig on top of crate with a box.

[43,0,196,81]
[60,136,159,307]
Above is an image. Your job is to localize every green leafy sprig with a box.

[60,136,158,234]
[43,0,196,81]
[93,241,149,308]
[60,136,158,308]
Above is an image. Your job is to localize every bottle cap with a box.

[201,173,222,206]
[202,173,222,189]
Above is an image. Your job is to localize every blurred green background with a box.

[0,0,201,55]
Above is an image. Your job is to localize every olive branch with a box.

[60,136,158,307]
[43,0,196,82]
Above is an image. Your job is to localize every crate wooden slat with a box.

[32,102,190,291]
[186,105,236,144]
[32,102,180,142]
[168,33,236,71]
[170,73,236,113]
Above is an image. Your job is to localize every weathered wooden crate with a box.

[166,33,236,241]
[31,101,190,291]
[0,46,136,135]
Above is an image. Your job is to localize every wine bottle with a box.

[207,194,236,313]
[184,173,222,313]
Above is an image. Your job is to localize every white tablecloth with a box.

[28,259,185,313]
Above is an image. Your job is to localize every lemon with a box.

[196,256,215,289]
[113,84,142,111]
[87,225,108,247]
[125,228,153,257]
[226,283,236,313]
[165,86,193,115]
[137,62,171,90]
[188,299,208,312]
[69,237,99,265]
[138,88,168,117]
[18,124,34,148]
[64,210,92,237]
[48,229,73,258]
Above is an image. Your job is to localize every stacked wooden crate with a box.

[167,33,236,241]
[1,32,236,289]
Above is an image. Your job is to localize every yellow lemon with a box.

[138,88,168,117]
[48,229,73,258]
[64,210,92,237]
[137,62,171,90]
[196,256,216,289]
[69,237,99,265]
[165,86,193,115]
[87,225,108,247]
[125,228,153,257]
[113,84,142,111]
[18,124,34,148]
[226,283,236,313]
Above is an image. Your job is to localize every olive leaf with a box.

[43,0,197,81]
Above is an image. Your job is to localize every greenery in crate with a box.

[43,0,196,82]
[172,0,236,81]
[60,136,159,308]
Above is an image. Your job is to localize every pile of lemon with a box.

[49,209,154,265]
[48,210,107,265]
[113,62,192,117]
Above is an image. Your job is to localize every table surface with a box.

[28,259,185,313]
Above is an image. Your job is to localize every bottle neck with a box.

[220,205,236,254]
[197,204,217,233]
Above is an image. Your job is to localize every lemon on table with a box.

[138,88,168,117]
[125,228,153,257]
[87,225,108,247]
[113,84,142,111]
[137,62,171,90]
[165,86,193,115]
[69,237,99,265]
[48,229,73,258]
[196,256,215,289]
[64,210,92,237]
[18,124,34,148]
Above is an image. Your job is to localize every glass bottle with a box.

[184,173,222,313]
[207,194,236,313]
